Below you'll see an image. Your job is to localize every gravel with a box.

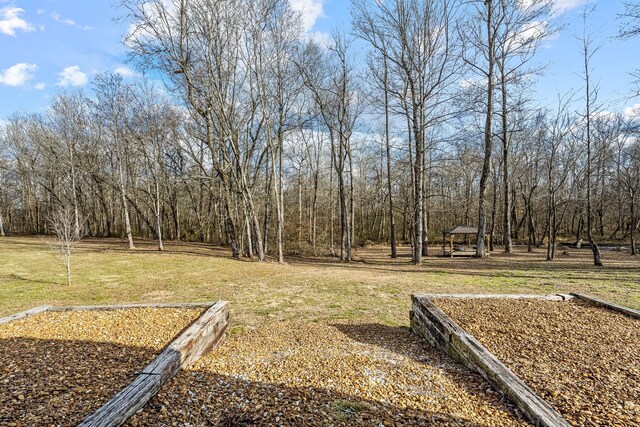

[128,321,530,426]
[436,298,640,427]
[0,307,203,426]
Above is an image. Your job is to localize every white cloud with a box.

[0,7,34,36]
[114,66,138,78]
[504,19,551,53]
[593,110,616,120]
[288,0,325,33]
[624,104,640,119]
[0,63,37,86]
[51,11,76,26]
[459,77,487,90]
[553,0,590,12]
[305,30,331,46]
[34,82,46,90]
[57,66,88,87]
[51,11,92,30]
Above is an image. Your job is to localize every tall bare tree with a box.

[460,0,499,258]
[579,6,603,266]
[495,0,554,253]
[93,73,136,249]
[353,0,460,264]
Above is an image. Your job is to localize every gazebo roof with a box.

[444,225,478,235]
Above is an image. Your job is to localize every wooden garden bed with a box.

[411,293,640,427]
[0,301,228,427]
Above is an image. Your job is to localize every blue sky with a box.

[0,0,639,120]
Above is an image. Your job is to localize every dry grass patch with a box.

[0,236,638,326]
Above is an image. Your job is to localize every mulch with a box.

[436,298,640,427]
[128,321,530,426]
[0,307,203,426]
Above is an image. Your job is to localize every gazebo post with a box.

[442,233,446,256]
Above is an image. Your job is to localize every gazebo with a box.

[442,226,490,258]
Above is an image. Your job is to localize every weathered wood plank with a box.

[412,293,572,301]
[0,305,52,325]
[49,301,218,312]
[79,301,229,427]
[411,295,570,427]
[570,293,640,320]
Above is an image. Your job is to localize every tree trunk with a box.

[298,168,303,248]
[65,251,72,286]
[155,180,163,251]
[630,189,636,255]
[223,188,239,259]
[383,56,397,258]
[583,12,603,267]
[263,154,272,256]
[501,76,512,253]
[119,176,135,250]
[476,0,494,258]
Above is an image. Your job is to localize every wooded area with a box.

[1,0,639,264]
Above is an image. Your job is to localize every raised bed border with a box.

[411,293,574,427]
[410,292,639,427]
[0,301,229,427]
[0,304,52,325]
[570,292,640,319]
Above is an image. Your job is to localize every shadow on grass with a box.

[286,250,640,283]
[3,274,60,285]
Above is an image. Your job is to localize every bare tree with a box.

[579,6,603,266]
[619,2,640,39]
[621,138,640,255]
[460,0,499,258]
[353,0,460,264]
[45,205,84,286]
[93,73,136,250]
[494,0,554,253]
[543,95,578,260]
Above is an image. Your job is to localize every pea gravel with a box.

[436,299,640,427]
[128,321,530,426]
[0,307,204,426]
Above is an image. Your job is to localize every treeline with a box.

[0,0,639,263]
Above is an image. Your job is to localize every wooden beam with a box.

[0,305,52,325]
[413,293,573,301]
[79,301,229,427]
[410,295,570,427]
[570,293,640,319]
[49,301,219,312]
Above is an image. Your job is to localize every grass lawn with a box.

[1,236,638,327]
